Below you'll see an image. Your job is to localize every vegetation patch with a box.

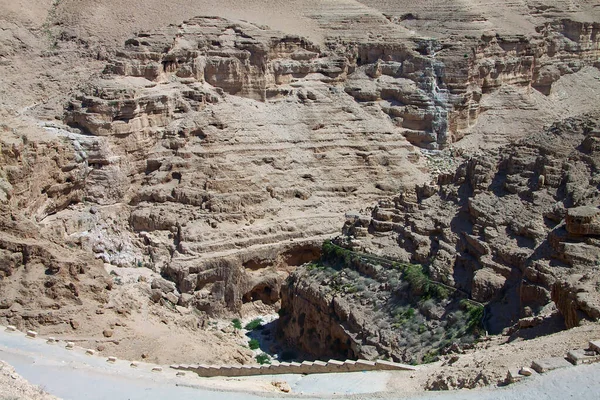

[255,353,271,365]
[232,318,242,330]
[244,318,263,331]
[289,240,486,364]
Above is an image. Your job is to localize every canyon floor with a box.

[1,0,600,397]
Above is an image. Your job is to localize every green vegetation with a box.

[401,264,450,300]
[248,339,260,350]
[244,318,263,331]
[299,240,486,364]
[255,353,271,365]
[391,306,416,328]
[232,318,242,330]
[421,350,439,364]
[306,262,326,271]
[460,299,485,335]
[321,240,451,300]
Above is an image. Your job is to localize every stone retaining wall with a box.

[171,358,416,377]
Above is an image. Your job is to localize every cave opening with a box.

[242,284,277,305]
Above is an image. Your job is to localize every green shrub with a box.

[255,353,271,365]
[421,350,439,364]
[460,299,484,335]
[244,318,263,330]
[306,262,325,272]
[403,264,430,296]
[248,339,260,350]
[432,284,451,299]
[232,318,242,330]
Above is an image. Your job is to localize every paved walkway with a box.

[1,327,600,399]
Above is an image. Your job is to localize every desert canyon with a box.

[1,0,600,397]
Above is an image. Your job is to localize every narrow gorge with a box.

[0,0,599,385]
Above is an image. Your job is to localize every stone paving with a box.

[507,339,600,384]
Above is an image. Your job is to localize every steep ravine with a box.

[278,114,600,362]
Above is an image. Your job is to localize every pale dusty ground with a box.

[33,264,260,366]
[2,323,600,399]
[3,322,600,397]
[0,360,59,400]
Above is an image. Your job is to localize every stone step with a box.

[531,357,572,373]
[326,359,344,369]
[375,360,418,371]
[355,359,377,371]
[567,349,600,365]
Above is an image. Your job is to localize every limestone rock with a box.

[472,268,506,303]
[566,206,600,235]
[151,278,176,294]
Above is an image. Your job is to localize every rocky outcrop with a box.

[338,114,600,334]
[566,206,600,235]
[279,244,485,363]
[278,114,600,363]
[0,122,112,330]
[54,14,600,317]
[58,16,430,314]
[333,19,600,147]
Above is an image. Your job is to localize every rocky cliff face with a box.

[52,13,600,316]
[278,246,484,363]
[339,18,600,147]
[59,16,429,314]
[0,118,112,328]
[1,1,600,357]
[279,114,600,361]
[338,114,600,331]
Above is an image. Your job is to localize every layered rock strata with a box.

[280,114,600,362]
[57,14,600,315]
[0,122,112,328]
[341,115,600,331]
[3,4,600,327]
[58,17,428,314]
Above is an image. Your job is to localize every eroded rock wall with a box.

[339,115,600,333]
[0,122,111,329]
[57,17,430,314]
